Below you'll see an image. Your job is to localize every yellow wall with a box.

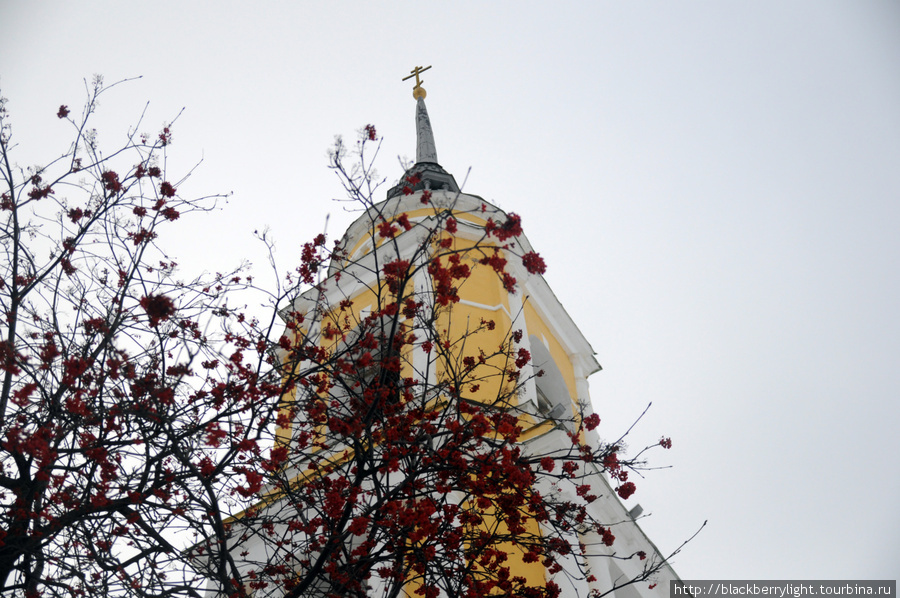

[275,202,579,590]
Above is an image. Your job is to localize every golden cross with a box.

[402,65,432,99]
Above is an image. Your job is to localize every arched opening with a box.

[529,335,573,424]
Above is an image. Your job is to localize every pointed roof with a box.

[415,97,439,164]
[386,87,459,199]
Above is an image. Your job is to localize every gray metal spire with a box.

[415,97,439,164]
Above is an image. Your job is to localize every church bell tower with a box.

[217,67,681,598]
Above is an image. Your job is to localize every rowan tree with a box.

[0,77,286,596]
[0,80,690,598]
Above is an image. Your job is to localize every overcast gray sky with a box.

[2,0,899,582]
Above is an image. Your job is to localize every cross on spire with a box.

[402,65,432,100]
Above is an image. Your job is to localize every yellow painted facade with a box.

[269,188,593,592]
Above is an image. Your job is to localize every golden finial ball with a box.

[413,86,427,100]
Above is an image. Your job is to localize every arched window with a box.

[529,335,574,428]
